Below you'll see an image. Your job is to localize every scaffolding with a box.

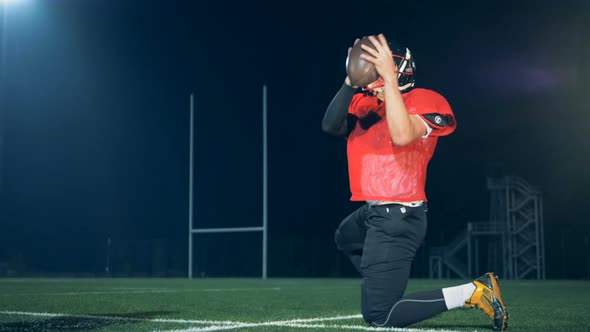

[430,176,545,279]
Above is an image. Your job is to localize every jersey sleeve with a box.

[405,89,457,137]
[347,93,365,117]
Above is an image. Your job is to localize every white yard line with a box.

[266,314,362,324]
[154,324,248,332]
[279,323,468,332]
[112,288,171,290]
[0,310,237,325]
[152,315,469,332]
[1,287,282,296]
[0,311,359,327]
[154,321,468,332]
[0,310,468,332]
[0,311,358,326]
[51,290,179,295]
[202,287,281,292]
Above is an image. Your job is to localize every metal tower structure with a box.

[430,176,545,280]
[487,176,545,279]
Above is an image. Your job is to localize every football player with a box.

[322,34,508,331]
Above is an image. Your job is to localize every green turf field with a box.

[0,278,588,332]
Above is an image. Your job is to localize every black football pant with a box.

[334,203,447,327]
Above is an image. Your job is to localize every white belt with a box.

[367,200,424,207]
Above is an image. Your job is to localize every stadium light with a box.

[1,0,26,6]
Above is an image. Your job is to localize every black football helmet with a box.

[363,40,416,93]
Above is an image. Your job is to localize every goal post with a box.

[188,85,268,279]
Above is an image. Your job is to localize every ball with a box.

[346,37,379,87]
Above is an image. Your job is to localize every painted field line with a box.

[155,321,468,332]
[0,310,467,332]
[1,287,282,296]
[0,311,358,327]
[0,311,237,325]
[152,315,467,332]
[202,287,281,292]
[112,287,172,290]
[51,290,178,295]
[0,290,177,296]
[267,314,362,323]
[280,322,468,332]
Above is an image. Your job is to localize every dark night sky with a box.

[0,0,589,277]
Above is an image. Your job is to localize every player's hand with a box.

[345,38,360,88]
[360,34,398,87]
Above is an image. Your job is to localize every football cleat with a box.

[465,272,509,331]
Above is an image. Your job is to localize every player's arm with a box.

[322,39,361,138]
[360,34,425,146]
[322,82,357,137]
[382,84,427,145]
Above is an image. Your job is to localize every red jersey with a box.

[346,88,456,202]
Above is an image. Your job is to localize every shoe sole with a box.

[489,273,509,331]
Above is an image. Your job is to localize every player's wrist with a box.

[382,76,398,86]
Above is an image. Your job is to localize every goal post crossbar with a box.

[191,227,264,234]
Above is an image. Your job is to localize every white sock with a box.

[442,282,476,310]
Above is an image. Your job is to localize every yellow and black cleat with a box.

[464,272,509,331]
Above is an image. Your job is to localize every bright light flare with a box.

[1,0,24,6]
